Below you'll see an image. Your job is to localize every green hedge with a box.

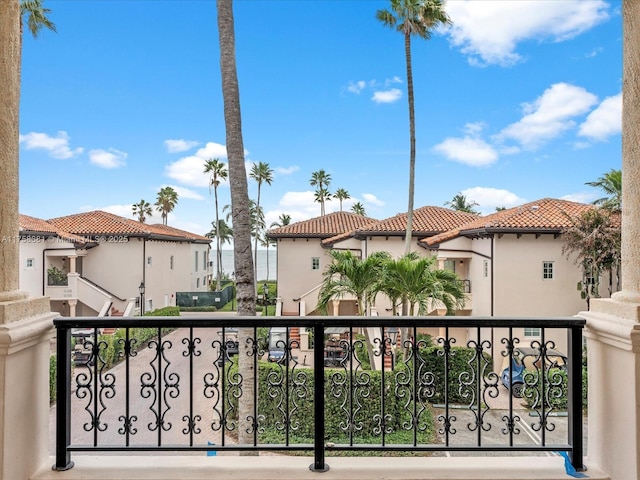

[49,355,57,404]
[179,306,218,312]
[225,361,435,445]
[144,306,181,316]
[522,365,588,411]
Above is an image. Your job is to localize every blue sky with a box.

[19,0,622,236]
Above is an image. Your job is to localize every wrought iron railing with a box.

[54,316,584,473]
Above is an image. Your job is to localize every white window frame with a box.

[195,251,199,272]
[483,260,489,278]
[147,256,152,266]
[524,327,541,338]
[170,255,174,270]
[26,258,35,269]
[312,257,320,270]
[543,261,554,280]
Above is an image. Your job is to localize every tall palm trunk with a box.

[404,31,415,255]
[253,182,261,284]
[217,0,256,452]
[0,0,21,295]
[214,185,222,291]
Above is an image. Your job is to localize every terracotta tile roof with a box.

[267,211,379,239]
[423,198,595,246]
[354,205,479,236]
[19,214,87,243]
[47,211,211,243]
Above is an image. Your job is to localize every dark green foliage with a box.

[523,368,568,411]
[179,306,218,312]
[97,327,175,369]
[225,361,435,445]
[143,306,181,316]
[49,354,57,404]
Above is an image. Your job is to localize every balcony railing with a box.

[53,315,584,474]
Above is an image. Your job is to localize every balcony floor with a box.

[32,455,608,480]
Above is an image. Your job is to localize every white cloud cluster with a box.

[362,193,384,207]
[274,165,300,175]
[496,83,598,149]
[165,142,229,188]
[19,131,84,159]
[433,136,498,167]
[461,187,526,214]
[445,0,610,66]
[372,88,402,104]
[89,148,127,169]
[578,93,622,141]
[164,139,200,153]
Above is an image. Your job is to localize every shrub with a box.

[49,355,57,404]
[179,306,217,312]
[144,306,181,316]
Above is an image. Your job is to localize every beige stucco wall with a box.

[275,238,333,314]
[19,237,77,298]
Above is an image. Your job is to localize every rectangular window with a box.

[170,255,174,270]
[197,278,200,288]
[444,259,455,272]
[312,257,320,270]
[483,260,489,278]
[195,251,199,272]
[147,256,152,266]
[203,251,207,270]
[524,327,541,337]
[543,261,554,279]
[26,258,34,268]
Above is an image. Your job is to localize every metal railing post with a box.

[309,323,329,472]
[53,323,74,471]
[568,324,584,471]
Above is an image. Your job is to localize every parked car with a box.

[267,327,287,363]
[500,347,568,398]
[216,328,239,366]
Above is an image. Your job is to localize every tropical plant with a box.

[562,208,621,305]
[132,199,152,223]
[270,213,291,228]
[310,169,332,215]
[351,201,366,216]
[445,193,480,214]
[204,157,229,290]
[377,0,451,254]
[250,161,273,284]
[20,0,56,38]
[318,250,391,367]
[155,186,179,226]
[333,188,351,211]
[206,218,233,248]
[217,0,256,450]
[586,168,622,212]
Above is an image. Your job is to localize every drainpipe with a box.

[490,235,495,367]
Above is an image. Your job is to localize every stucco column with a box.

[580,2,640,478]
[332,299,340,316]
[0,2,57,478]
[68,299,77,317]
[69,256,77,274]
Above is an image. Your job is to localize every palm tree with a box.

[270,213,291,228]
[317,250,391,367]
[310,169,332,215]
[20,0,56,38]
[249,162,273,283]
[351,201,366,216]
[445,193,480,214]
[313,188,332,215]
[333,188,351,211]
[155,186,179,226]
[1,0,55,292]
[217,0,256,451]
[586,168,622,212]
[206,218,233,247]
[204,158,229,290]
[132,199,152,223]
[377,0,451,254]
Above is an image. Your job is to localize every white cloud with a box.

[347,80,366,94]
[561,192,599,204]
[496,83,598,149]
[275,191,323,221]
[100,203,149,220]
[274,165,300,175]
[19,131,84,159]
[433,136,498,167]
[445,0,610,66]
[372,88,402,104]
[166,185,205,201]
[384,76,403,86]
[461,187,525,214]
[165,141,229,188]
[578,92,622,141]
[89,148,127,169]
[164,139,200,153]
[362,193,385,207]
